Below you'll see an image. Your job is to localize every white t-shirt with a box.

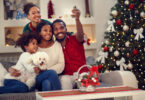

[38,41,64,74]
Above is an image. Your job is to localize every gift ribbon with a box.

[89,66,99,77]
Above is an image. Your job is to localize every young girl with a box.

[0,32,38,94]
[35,21,64,91]
[23,3,51,33]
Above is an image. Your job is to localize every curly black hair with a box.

[15,32,38,52]
[23,2,38,15]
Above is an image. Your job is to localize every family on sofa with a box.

[0,2,89,94]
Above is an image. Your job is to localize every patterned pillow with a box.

[86,56,96,65]
[0,61,16,71]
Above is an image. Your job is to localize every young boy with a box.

[0,32,39,94]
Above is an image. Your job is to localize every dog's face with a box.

[31,52,49,69]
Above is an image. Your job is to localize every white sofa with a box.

[100,71,138,100]
[0,61,139,100]
[100,71,138,88]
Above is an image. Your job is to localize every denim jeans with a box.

[36,70,61,91]
[0,79,29,94]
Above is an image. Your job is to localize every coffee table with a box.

[36,86,145,100]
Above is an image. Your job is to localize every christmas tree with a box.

[96,0,145,89]
[48,0,54,18]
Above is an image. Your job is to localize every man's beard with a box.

[55,32,67,42]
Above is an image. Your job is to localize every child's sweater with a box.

[4,52,36,88]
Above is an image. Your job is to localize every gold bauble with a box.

[127,53,130,57]
[131,35,134,38]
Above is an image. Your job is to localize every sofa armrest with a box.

[0,63,8,86]
[99,71,138,88]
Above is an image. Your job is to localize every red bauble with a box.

[98,65,103,69]
[140,0,144,2]
[129,4,135,10]
[132,49,138,55]
[87,38,91,45]
[104,46,109,52]
[116,19,122,26]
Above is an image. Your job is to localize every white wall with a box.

[0,0,117,58]
[40,0,86,19]
[91,0,117,55]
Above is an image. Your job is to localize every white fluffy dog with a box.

[28,51,50,70]
[4,52,49,89]
[24,51,50,88]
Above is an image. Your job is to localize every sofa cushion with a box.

[0,61,16,71]
[0,63,8,86]
[100,71,138,88]
[0,61,16,86]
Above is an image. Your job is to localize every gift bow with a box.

[116,57,128,71]
[89,66,100,86]
[106,20,115,32]
[89,66,99,76]
[134,27,144,41]
[96,51,108,63]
